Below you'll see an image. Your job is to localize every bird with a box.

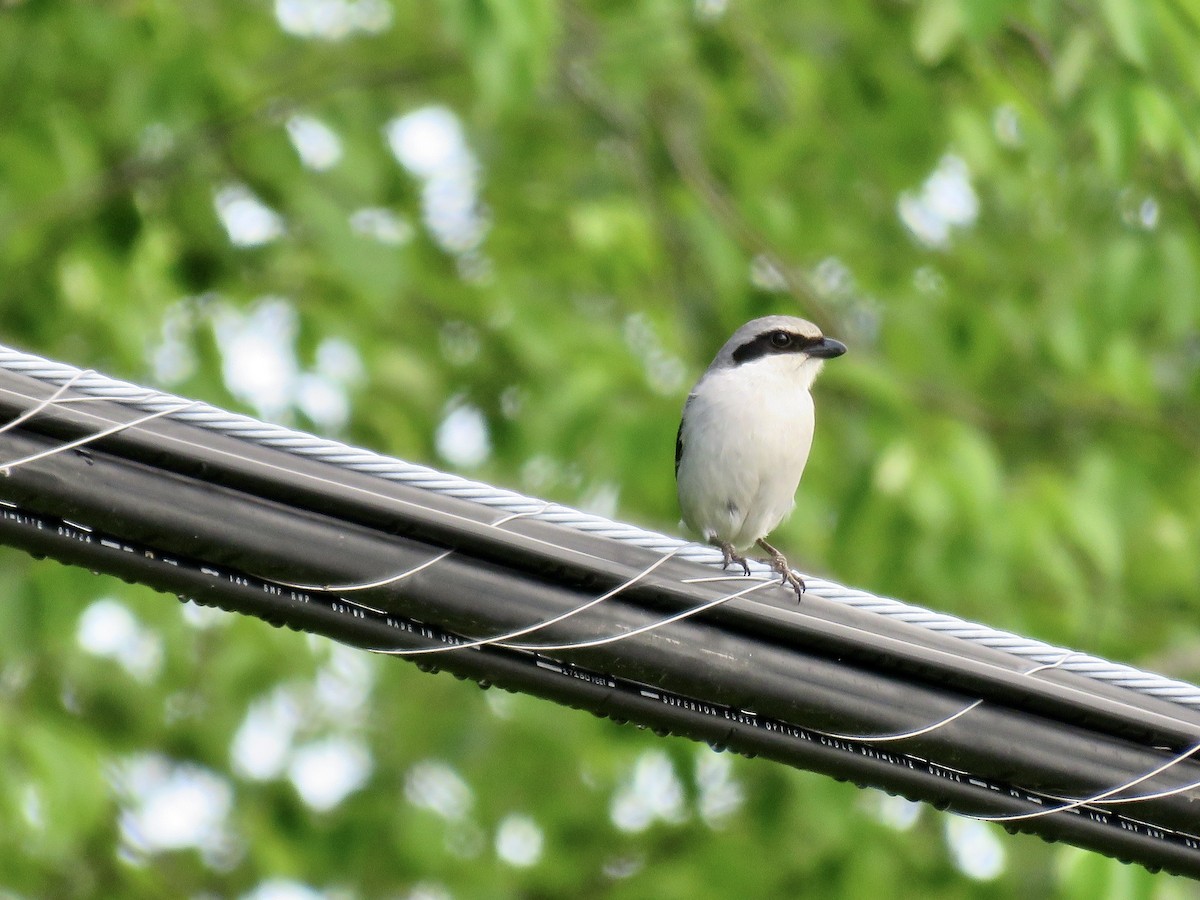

[675,315,846,599]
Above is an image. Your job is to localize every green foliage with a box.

[0,0,1198,895]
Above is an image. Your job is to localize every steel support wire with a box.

[0,372,1198,875]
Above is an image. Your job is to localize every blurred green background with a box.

[1,0,1199,896]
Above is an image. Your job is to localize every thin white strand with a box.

[500,577,778,651]
[0,403,197,474]
[261,501,555,602]
[1091,775,1200,806]
[488,502,554,527]
[272,549,453,593]
[681,574,774,584]
[818,701,984,744]
[813,652,1077,745]
[972,738,1200,823]
[0,369,88,435]
[368,544,686,657]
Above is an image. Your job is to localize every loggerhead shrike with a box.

[675,316,846,599]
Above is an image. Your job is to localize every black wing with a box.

[674,394,693,479]
[675,419,684,479]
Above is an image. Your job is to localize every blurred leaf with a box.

[913,0,964,65]
[1098,0,1151,68]
[1054,27,1098,103]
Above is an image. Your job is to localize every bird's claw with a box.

[756,539,805,602]
[717,541,751,577]
[767,559,806,601]
[713,539,802,599]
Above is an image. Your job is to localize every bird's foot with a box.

[756,538,805,601]
[714,540,751,577]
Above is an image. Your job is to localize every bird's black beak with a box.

[807,337,847,359]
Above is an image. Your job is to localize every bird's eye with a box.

[770,331,791,348]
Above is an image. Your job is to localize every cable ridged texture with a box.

[2,344,1197,710]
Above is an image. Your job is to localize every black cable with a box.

[0,371,1197,750]
[0,374,1199,876]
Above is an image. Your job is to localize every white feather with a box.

[676,352,823,549]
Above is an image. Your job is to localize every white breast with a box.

[676,356,817,549]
